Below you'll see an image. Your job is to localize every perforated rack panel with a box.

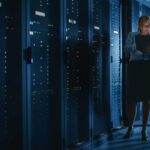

[109,0,122,128]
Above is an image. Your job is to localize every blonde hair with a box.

[138,16,150,32]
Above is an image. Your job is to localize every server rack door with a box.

[63,0,90,148]
[0,1,22,150]
[109,0,122,128]
[23,0,62,150]
[89,0,107,139]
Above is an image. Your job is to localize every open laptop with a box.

[135,35,150,55]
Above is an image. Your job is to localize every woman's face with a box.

[140,23,150,35]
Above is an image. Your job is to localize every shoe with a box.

[141,130,148,141]
[123,127,133,139]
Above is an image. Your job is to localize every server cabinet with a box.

[22,0,62,150]
[109,0,122,128]
[89,0,107,139]
[63,0,90,148]
[0,1,22,150]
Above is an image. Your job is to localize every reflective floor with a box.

[94,127,150,150]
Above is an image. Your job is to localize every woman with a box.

[124,16,150,141]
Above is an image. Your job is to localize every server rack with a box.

[22,0,62,150]
[63,0,90,148]
[109,0,122,128]
[0,1,22,150]
[89,0,107,140]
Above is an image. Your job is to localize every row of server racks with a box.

[0,0,150,150]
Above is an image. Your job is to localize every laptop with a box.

[135,35,150,55]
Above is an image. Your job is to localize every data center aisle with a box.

[94,127,150,150]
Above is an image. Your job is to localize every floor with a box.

[94,127,150,150]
